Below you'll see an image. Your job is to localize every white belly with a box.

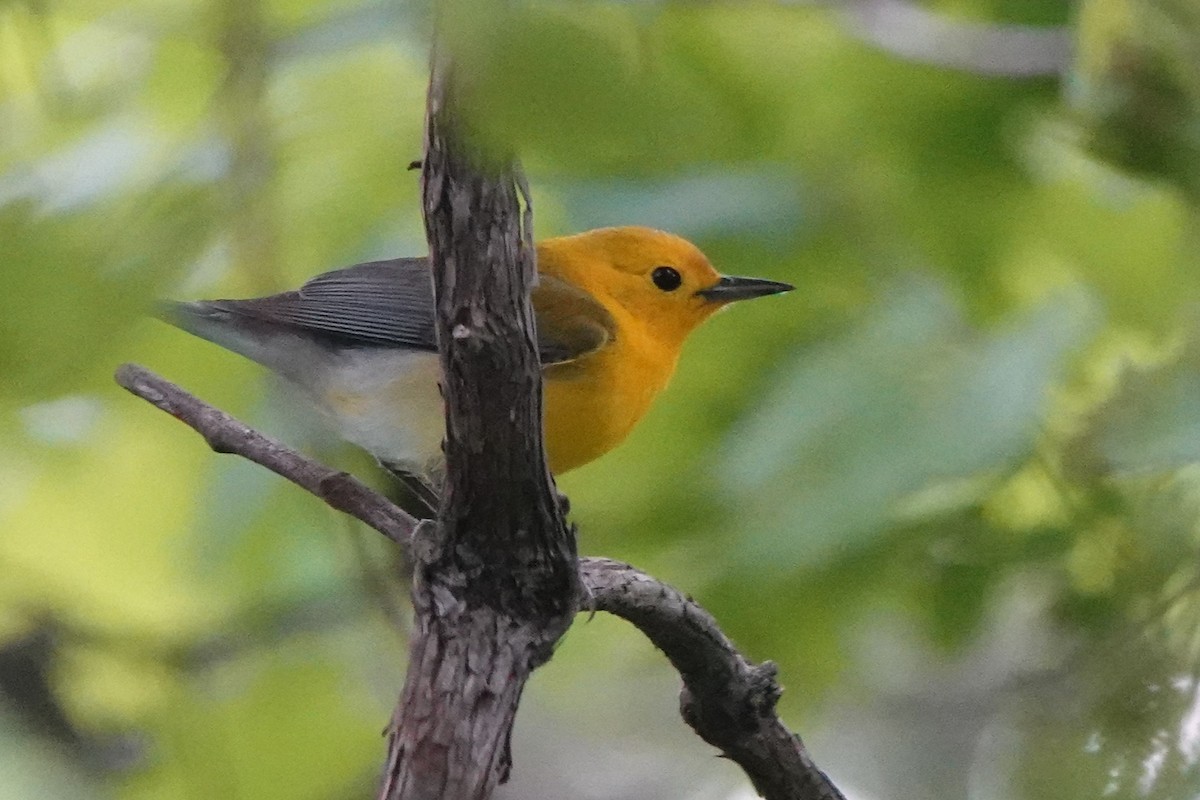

[311,349,445,475]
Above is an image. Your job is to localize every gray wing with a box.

[215,258,439,350]
[185,258,605,364]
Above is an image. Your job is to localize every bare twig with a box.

[114,363,415,546]
[116,364,846,800]
[840,0,1071,77]
[583,559,847,800]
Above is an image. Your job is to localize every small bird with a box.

[164,226,792,490]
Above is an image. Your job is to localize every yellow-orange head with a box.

[538,226,730,351]
[533,226,793,473]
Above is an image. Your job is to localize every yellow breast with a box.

[542,320,678,474]
[531,227,727,473]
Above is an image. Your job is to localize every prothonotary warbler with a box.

[163,226,792,487]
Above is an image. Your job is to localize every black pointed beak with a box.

[696,275,795,303]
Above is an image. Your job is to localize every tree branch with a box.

[116,364,846,800]
[582,559,847,800]
[114,363,414,546]
[841,0,1070,77]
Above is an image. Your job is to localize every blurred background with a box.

[2,0,1200,797]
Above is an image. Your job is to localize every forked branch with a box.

[116,364,846,800]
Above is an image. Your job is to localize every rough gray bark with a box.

[375,40,578,800]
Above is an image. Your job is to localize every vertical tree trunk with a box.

[378,30,578,800]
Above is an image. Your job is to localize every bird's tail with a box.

[158,300,315,381]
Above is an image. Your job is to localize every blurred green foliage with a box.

[2,0,1200,798]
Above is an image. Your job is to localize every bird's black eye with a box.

[651,266,682,292]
